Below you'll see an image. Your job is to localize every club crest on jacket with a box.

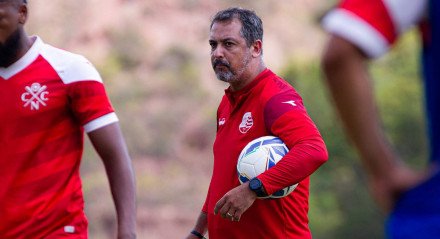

[239,112,253,133]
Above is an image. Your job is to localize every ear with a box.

[250,40,263,58]
[18,4,28,24]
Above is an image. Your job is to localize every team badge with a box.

[21,83,49,110]
[239,112,253,133]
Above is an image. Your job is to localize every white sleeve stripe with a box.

[322,9,390,59]
[84,112,119,133]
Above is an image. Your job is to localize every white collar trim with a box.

[0,36,43,80]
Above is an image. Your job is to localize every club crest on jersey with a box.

[239,112,253,134]
[21,83,49,110]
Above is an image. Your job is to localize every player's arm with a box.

[257,92,328,195]
[185,212,208,239]
[186,181,211,238]
[88,122,137,239]
[321,35,422,212]
[64,53,136,237]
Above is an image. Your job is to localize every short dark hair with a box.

[210,7,263,47]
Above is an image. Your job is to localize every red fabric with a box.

[68,80,115,126]
[203,69,328,239]
[259,104,328,195]
[340,0,397,44]
[0,49,114,238]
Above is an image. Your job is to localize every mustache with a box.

[212,59,230,69]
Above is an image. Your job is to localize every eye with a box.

[209,41,217,50]
[224,41,234,47]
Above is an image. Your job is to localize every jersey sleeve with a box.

[64,56,118,133]
[321,0,427,58]
[257,90,328,195]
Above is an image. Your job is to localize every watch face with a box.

[250,178,261,190]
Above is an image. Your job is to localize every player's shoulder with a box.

[265,87,303,111]
[262,72,298,100]
[39,39,102,84]
[262,73,304,112]
[322,0,428,58]
[262,78,306,131]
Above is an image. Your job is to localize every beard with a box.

[212,54,251,83]
[0,29,22,68]
[212,59,235,83]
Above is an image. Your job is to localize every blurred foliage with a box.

[280,30,427,238]
[98,28,215,158]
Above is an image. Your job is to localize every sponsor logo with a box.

[21,83,49,110]
[282,100,297,107]
[239,112,253,134]
[218,118,226,126]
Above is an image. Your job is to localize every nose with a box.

[211,45,225,59]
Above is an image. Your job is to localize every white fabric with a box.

[84,112,119,133]
[383,0,428,33]
[322,0,428,58]
[0,36,103,84]
[322,9,390,58]
[0,36,42,79]
[40,38,103,84]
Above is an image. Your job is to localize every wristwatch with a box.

[249,178,267,197]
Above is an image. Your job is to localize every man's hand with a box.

[368,163,431,212]
[214,182,257,221]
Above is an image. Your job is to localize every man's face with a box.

[0,0,25,67]
[209,18,252,84]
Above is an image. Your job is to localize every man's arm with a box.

[185,212,208,239]
[321,35,423,212]
[88,122,137,239]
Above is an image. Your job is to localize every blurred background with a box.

[26,0,427,238]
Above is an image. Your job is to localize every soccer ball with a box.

[237,136,298,199]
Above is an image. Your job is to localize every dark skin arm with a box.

[88,122,137,239]
[321,35,425,212]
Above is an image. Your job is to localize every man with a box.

[321,0,440,238]
[186,7,328,239]
[0,0,136,238]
